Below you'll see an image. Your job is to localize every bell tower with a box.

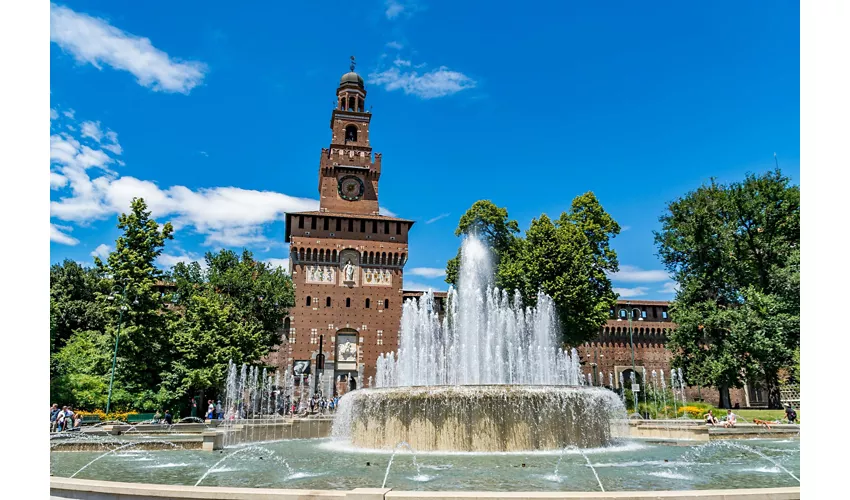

[279,58,416,393]
[318,56,382,215]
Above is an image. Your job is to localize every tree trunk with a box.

[718,386,731,409]
[766,375,782,409]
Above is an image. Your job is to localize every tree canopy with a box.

[446,193,620,345]
[654,169,800,408]
[50,198,295,413]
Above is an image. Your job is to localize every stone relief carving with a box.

[306,265,335,284]
[363,268,392,286]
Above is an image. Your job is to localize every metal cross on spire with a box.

[350,56,356,72]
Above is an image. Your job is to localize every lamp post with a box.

[105,285,138,415]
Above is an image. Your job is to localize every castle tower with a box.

[275,58,414,396]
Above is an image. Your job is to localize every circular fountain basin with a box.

[333,385,626,452]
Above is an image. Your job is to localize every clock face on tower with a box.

[338,175,365,201]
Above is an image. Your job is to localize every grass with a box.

[734,409,799,422]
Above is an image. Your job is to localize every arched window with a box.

[306,296,312,306]
[619,309,627,318]
[326,297,331,307]
[345,125,357,142]
[346,298,351,308]
[365,298,371,308]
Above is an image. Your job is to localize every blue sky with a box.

[49,1,800,300]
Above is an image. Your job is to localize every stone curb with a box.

[50,478,800,500]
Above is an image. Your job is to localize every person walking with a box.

[785,406,797,424]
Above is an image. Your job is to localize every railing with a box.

[780,384,800,408]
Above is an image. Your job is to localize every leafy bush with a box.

[677,405,707,418]
[75,409,138,422]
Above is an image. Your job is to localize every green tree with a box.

[447,194,619,345]
[445,200,520,286]
[50,260,107,356]
[50,330,134,410]
[655,169,800,408]
[499,210,618,344]
[94,198,175,411]
[159,249,295,407]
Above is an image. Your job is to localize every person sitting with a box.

[723,409,737,428]
[163,410,173,425]
[72,413,82,430]
[704,410,718,425]
[785,406,797,424]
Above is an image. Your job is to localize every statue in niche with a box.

[317,267,324,282]
[343,259,355,282]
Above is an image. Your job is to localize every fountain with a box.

[333,235,626,451]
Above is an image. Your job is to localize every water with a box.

[50,437,800,491]
[195,446,294,486]
[550,446,605,491]
[382,442,422,488]
[375,235,585,386]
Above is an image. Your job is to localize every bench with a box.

[80,415,101,426]
[126,413,156,423]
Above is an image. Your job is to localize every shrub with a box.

[75,409,139,422]
[677,405,707,418]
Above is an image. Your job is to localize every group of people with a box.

[206,400,224,421]
[704,406,798,427]
[152,409,174,425]
[704,409,738,427]
[306,394,340,415]
[50,403,80,432]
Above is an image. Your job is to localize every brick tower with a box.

[276,58,414,395]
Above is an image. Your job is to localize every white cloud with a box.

[608,265,670,283]
[393,58,412,67]
[379,206,397,217]
[50,171,68,189]
[51,108,59,121]
[90,243,111,259]
[63,109,75,119]
[386,41,404,50]
[426,212,449,224]
[659,281,680,294]
[50,112,319,248]
[80,120,107,143]
[621,225,631,231]
[77,124,123,154]
[385,1,405,19]
[402,279,441,292]
[409,267,446,278]
[50,223,79,246]
[613,286,649,298]
[157,252,208,270]
[369,64,476,99]
[265,258,290,272]
[50,3,207,94]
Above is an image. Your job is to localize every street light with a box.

[105,285,137,414]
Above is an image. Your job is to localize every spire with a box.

[350,55,356,72]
